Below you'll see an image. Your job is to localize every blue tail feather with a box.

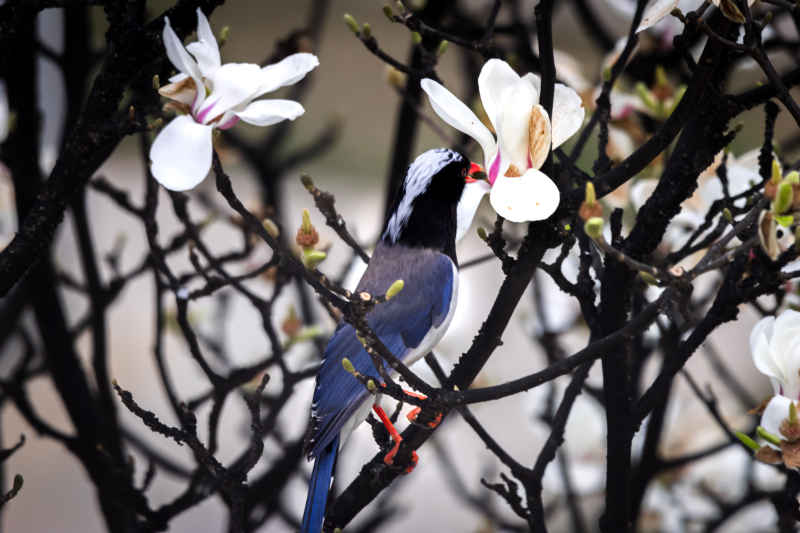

[301,436,339,533]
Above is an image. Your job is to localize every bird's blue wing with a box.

[306,247,455,458]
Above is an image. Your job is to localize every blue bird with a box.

[300,148,481,532]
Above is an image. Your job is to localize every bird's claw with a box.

[406,407,443,428]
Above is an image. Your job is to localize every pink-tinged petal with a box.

[200,63,264,122]
[421,78,497,166]
[234,99,305,126]
[761,395,794,449]
[456,179,491,241]
[496,79,537,171]
[487,152,502,185]
[489,168,560,222]
[259,53,320,94]
[479,59,523,134]
[186,8,221,78]
[149,115,213,191]
[636,0,680,33]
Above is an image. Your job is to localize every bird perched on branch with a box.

[301,148,482,532]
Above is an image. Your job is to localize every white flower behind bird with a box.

[421,59,584,230]
[150,8,319,191]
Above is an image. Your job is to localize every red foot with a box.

[407,407,443,428]
[373,404,418,474]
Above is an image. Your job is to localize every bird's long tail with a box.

[301,435,339,533]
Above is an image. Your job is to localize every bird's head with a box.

[382,148,483,259]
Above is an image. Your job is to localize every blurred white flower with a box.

[421,58,584,228]
[751,310,800,446]
[150,8,319,191]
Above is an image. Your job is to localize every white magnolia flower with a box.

[751,310,800,442]
[421,59,584,231]
[150,9,319,191]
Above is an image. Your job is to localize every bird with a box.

[300,148,481,533]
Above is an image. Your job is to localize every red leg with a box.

[372,404,418,473]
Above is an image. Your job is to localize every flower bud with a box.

[218,26,230,46]
[302,249,327,269]
[367,379,377,393]
[341,358,355,374]
[584,217,604,240]
[411,31,422,44]
[383,5,394,21]
[300,174,314,191]
[772,158,782,183]
[774,180,793,214]
[436,40,449,57]
[152,74,160,91]
[262,218,280,238]
[296,209,319,248]
[477,227,488,241]
[343,13,361,35]
[757,425,782,446]
[735,431,760,451]
[638,271,658,285]
[361,22,372,39]
[385,279,405,300]
[635,82,658,114]
[722,208,733,223]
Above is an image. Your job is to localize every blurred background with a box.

[1,1,797,531]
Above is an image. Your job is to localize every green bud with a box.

[342,358,355,374]
[774,180,793,214]
[343,13,361,35]
[411,31,422,44]
[385,279,405,300]
[786,170,799,185]
[477,227,488,241]
[301,209,312,232]
[300,174,314,190]
[772,158,782,183]
[666,85,687,116]
[383,5,395,20]
[638,271,658,285]
[367,379,377,393]
[654,65,668,88]
[790,401,797,424]
[356,333,367,347]
[775,214,794,227]
[735,431,761,452]
[722,208,733,222]
[436,40,449,57]
[585,181,596,205]
[635,82,658,113]
[262,218,280,238]
[218,26,230,46]
[362,22,372,39]
[303,249,327,270]
[757,425,782,446]
[602,66,612,82]
[584,217,604,240]
[153,74,160,91]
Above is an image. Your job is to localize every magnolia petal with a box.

[478,59,523,135]
[421,78,497,166]
[456,179,491,242]
[199,63,264,123]
[528,104,552,170]
[550,83,585,149]
[259,53,320,94]
[149,115,213,191]
[761,395,795,449]
[162,17,203,90]
[636,0,680,33]
[770,310,800,395]
[235,99,305,126]
[489,168,560,222]
[496,79,538,171]
[186,8,221,78]
[522,74,584,149]
[751,316,784,392]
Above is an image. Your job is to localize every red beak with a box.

[466,162,485,183]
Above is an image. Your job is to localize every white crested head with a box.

[383,148,465,243]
